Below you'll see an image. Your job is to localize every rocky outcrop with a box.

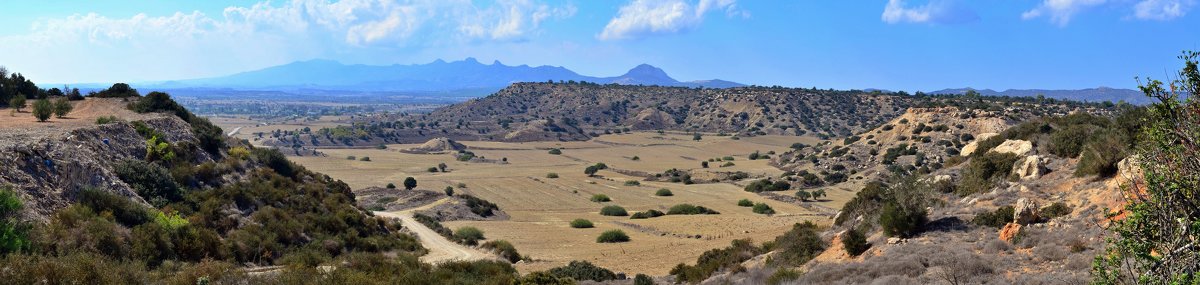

[0,115,211,221]
[1012,155,1047,180]
[990,139,1033,156]
[1013,198,1040,225]
[960,133,998,156]
[999,223,1023,243]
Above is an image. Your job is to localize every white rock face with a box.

[1012,155,1046,180]
[990,139,1033,156]
[959,133,999,156]
[1014,198,1040,225]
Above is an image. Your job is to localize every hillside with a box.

[258,82,912,150]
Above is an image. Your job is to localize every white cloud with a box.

[1133,0,1194,20]
[0,0,575,82]
[597,0,745,41]
[881,0,978,25]
[1021,0,1107,26]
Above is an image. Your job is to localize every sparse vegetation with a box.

[751,203,775,215]
[453,227,485,246]
[569,219,594,228]
[596,230,630,243]
[546,173,559,178]
[480,240,522,263]
[548,260,618,282]
[971,206,1015,228]
[737,199,753,207]
[590,194,611,202]
[599,205,628,216]
[548,148,562,155]
[630,210,665,219]
[655,188,673,196]
[667,204,719,215]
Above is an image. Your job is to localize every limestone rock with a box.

[959,132,999,156]
[999,222,1023,243]
[1012,155,1047,180]
[1014,198,1040,225]
[990,140,1033,156]
[887,237,904,244]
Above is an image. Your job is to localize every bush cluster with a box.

[971,206,1015,228]
[630,210,665,219]
[667,204,719,215]
[743,179,791,192]
[596,230,631,243]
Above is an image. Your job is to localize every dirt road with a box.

[374,209,496,264]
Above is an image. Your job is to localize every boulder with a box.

[1013,198,1040,225]
[1012,155,1047,180]
[959,133,998,156]
[990,140,1033,156]
[999,222,1023,243]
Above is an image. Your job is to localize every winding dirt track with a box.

[374,201,496,264]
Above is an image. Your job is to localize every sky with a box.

[0,0,1197,92]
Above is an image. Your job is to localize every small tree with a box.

[444,186,454,196]
[585,165,600,177]
[693,133,702,141]
[31,98,51,122]
[701,161,709,168]
[403,177,417,190]
[796,190,812,201]
[842,229,870,257]
[8,96,25,112]
[52,98,72,118]
[386,183,396,189]
[437,162,448,172]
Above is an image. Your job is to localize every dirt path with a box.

[374,208,496,264]
[227,126,243,136]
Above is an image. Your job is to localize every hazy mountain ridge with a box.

[929,87,1148,104]
[151,58,746,92]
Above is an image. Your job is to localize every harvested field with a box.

[288,132,847,275]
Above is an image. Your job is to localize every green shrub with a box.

[444,186,454,197]
[599,205,628,216]
[546,173,559,178]
[751,203,775,215]
[31,99,51,122]
[0,187,30,254]
[667,204,719,215]
[548,148,562,155]
[670,239,765,283]
[957,152,1020,196]
[113,160,181,207]
[403,177,417,190]
[386,183,396,189]
[95,116,120,124]
[596,230,630,243]
[634,273,656,285]
[359,156,371,161]
[773,221,825,265]
[413,213,453,238]
[841,229,870,257]
[590,194,611,203]
[624,180,641,186]
[766,268,801,285]
[971,206,1015,228]
[720,162,735,167]
[569,219,594,228]
[252,148,298,178]
[1075,130,1129,177]
[427,167,439,172]
[1041,202,1072,220]
[743,179,790,192]
[460,195,499,217]
[630,210,665,219]
[519,271,576,284]
[654,188,673,196]
[76,188,152,227]
[1049,124,1097,158]
[480,240,522,263]
[737,199,753,207]
[879,202,926,238]
[547,260,617,282]
[453,227,485,246]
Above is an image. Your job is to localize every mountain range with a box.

[927,87,1150,105]
[149,58,745,92]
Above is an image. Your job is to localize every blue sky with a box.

[0,0,1197,92]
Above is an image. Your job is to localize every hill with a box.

[258,82,913,149]
[152,58,745,92]
[929,87,1147,104]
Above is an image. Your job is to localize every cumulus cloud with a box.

[1021,0,1107,26]
[0,0,575,82]
[1133,0,1194,20]
[881,0,979,25]
[597,0,745,41]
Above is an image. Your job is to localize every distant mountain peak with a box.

[463,57,479,64]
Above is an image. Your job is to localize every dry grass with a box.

[284,132,837,275]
